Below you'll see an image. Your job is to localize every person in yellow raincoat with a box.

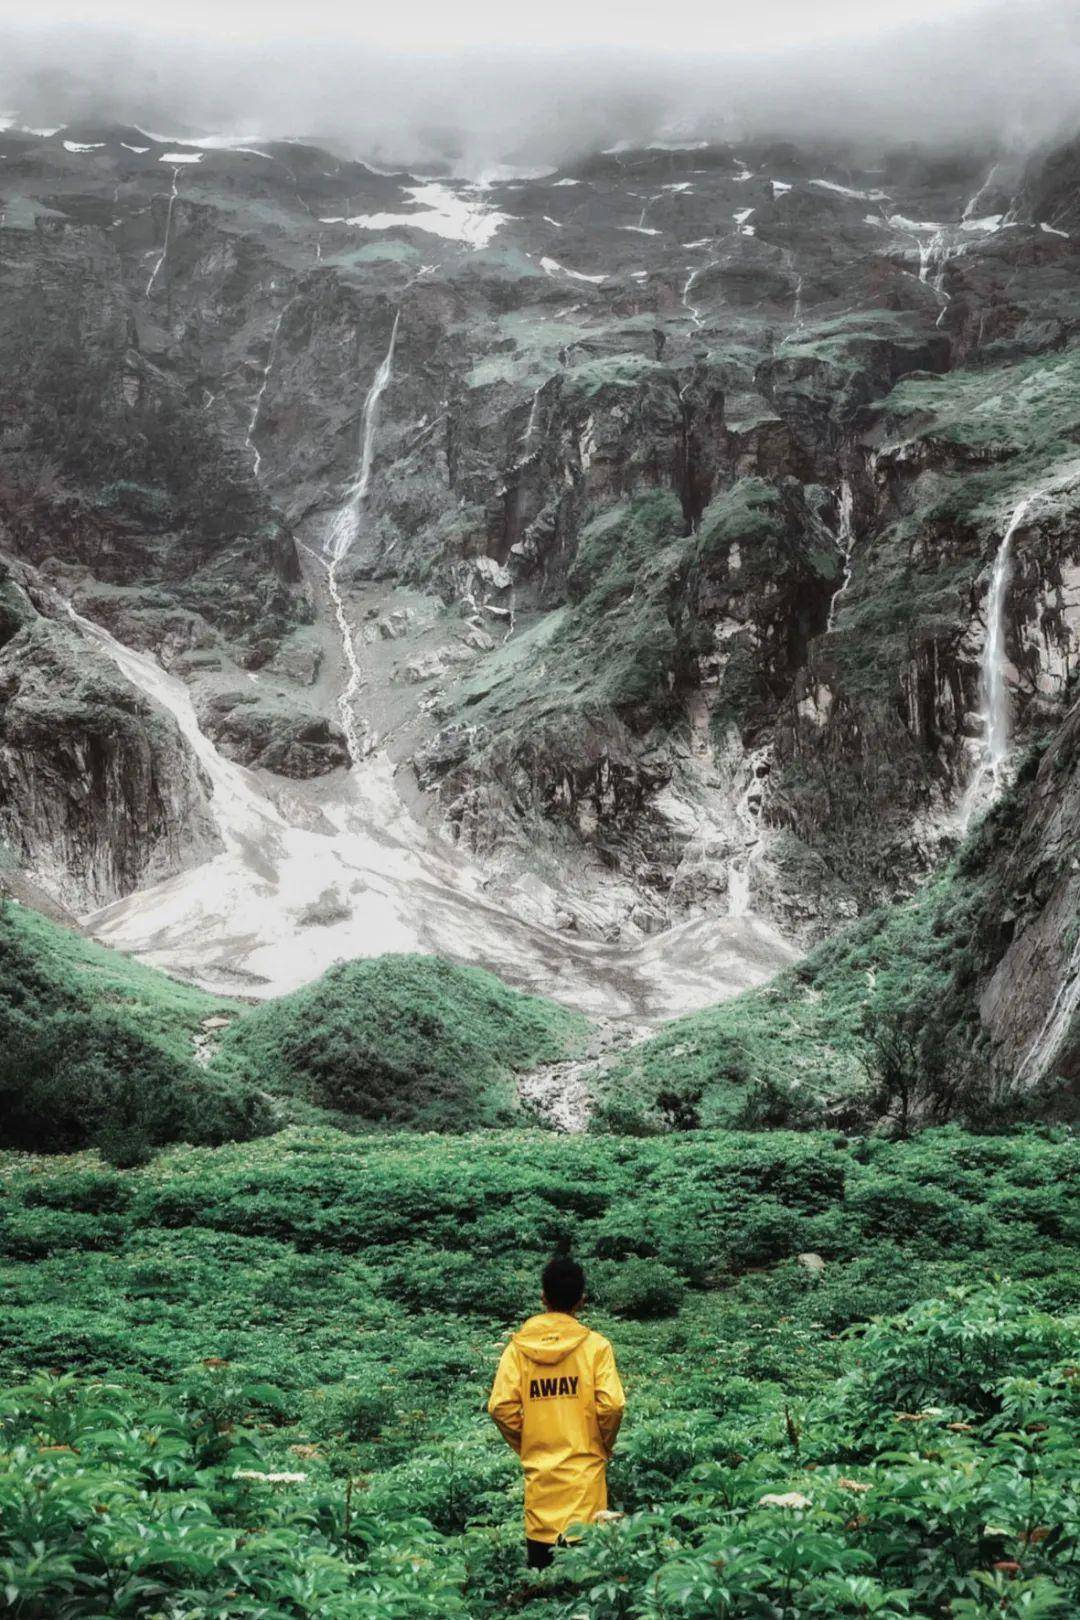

[488,1255,625,1569]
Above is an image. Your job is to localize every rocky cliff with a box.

[1,120,1078,1080]
[0,554,218,907]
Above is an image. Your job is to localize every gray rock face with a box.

[197,689,349,777]
[0,566,219,909]
[977,701,1080,1095]
[2,121,1080,993]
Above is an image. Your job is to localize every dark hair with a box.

[542,1255,585,1312]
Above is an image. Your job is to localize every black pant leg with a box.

[526,1537,555,1570]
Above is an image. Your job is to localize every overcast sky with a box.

[9,0,1003,52]
[3,1,1079,172]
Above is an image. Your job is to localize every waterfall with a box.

[960,496,1033,823]
[681,266,704,327]
[520,386,542,451]
[245,307,287,479]
[962,161,1001,222]
[981,506,1023,776]
[316,311,402,766]
[826,479,856,631]
[324,557,368,768]
[682,261,720,329]
[324,311,400,565]
[636,191,660,230]
[727,746,772,918]
[145,168,180,298]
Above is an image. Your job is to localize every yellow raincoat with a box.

[488,1311,626,1543]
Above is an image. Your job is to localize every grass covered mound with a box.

[0,902,270,1162]
[0,1126,1077,1617]
[592,867,986,1133]
[210,953,587,1130]
[0,908,586,1153]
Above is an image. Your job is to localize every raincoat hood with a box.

[512,1312,591,1365]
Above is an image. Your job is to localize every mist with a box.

[2,0,1079,175]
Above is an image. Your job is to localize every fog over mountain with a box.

[2,0,1080,1041]
[3,0,1080,173]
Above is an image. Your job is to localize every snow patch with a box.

[886,213,944,234]
[620,225,661,236]
[552,177,582,187]
[63,140,105,152]
[160,151,203,164]
[810,178,890,201]
[771,180,792,196]
[121,143,150,154]
[146,132,271,155]
[1040,221,1070,238]
[663,182,693,192]
[472,163,554,187]
[72,603,798,1018]
[321,182,507,249]
[540,257,605,284]
[733,208,754,225]
[543,216,564,228]
[602,138,707,155]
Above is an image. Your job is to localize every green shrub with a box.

[304,1379,394,1443]
[0,905,267,1158]
[367,1439,516,1535]
[593,1258,686,1318]
[0,1006,273,1159]
[722,1199,807,1268]
[845,1177,981,1253]
[835,1286,1078,1421]
[20,1167,130,1213]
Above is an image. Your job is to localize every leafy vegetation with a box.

[564,354,663,400]
[210,954,586,1130]
[452,491,692,737]
[879,346,1080,466]
[0,906,588,1153]
[592,863,991,1132]
[593,759,1079,1137]
[0,902,270,1163]
[0,1126,1077,1617]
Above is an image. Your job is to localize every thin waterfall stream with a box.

[826,479,856,630]
[245,306,289,478]
[960,495,1034,826]
[321,311,401,765]
[145,168,180,298]
[727,746,772,919]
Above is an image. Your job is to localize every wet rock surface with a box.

[1,123,1079,1033]
[0,558,219,908]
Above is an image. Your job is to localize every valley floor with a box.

[2,1126,1078,1618]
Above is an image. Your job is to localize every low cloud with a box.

[1,2,1078,174]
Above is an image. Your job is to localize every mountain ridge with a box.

[0,120,1077,1094]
